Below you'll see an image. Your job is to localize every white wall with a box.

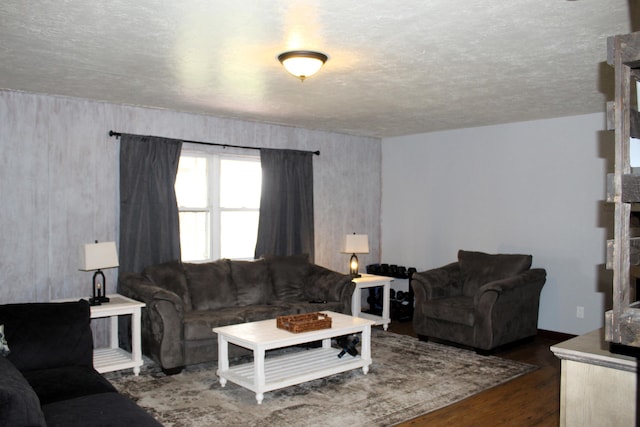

[0,89,381,304]
[381,113,613,335]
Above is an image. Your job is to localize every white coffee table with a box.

[213,311,375,404]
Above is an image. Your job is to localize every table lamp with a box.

[342,233,369,277]
[80,240,119,305]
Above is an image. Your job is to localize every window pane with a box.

[220,159,261,208]
[179,211,210,261]
[220,211,259,259]
[175,156,208,208]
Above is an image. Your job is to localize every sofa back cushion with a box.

[229,259,275,305]
[458,250,532,297]
[264,254,310,301]
[143,260,192,311]
[0,301,94,372]
[184,260,236,310]
[0,356,46,426]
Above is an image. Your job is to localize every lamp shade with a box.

[80,241,119,271]
[278,51,328,81]
[342,234,369,254]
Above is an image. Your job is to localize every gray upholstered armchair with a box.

[411,250,546,354]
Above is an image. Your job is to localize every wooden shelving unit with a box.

[605,31,640,347]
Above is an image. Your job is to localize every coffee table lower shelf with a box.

[218,347,367,402]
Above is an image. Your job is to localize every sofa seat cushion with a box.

[229,259,276,305]
[184,304,299,341]
[183,308,245,341]
[0,355,46,427]
[42,392,162,427]
[184,259,236,310]
[0,301,94,371]
[425,296,475,327]
[144,260,192,310]
[458,250,532,297]
[23,366,117,405]
[265,254,310,301]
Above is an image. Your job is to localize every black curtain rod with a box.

[108,130,320,156]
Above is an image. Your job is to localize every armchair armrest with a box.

[473,268,547,350]
[411,262,463,303]
[304,264,353,314]
[118,273,186,369]
[474,268,547,305]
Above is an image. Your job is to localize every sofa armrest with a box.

[118,273,186,370]
[410,262,463,303]
[118,272,185,315]
[304,264,354,314]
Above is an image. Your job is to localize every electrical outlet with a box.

[576,306,584,319]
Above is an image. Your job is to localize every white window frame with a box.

[177,150,260,262]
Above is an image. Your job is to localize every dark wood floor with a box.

[384,320,564,427]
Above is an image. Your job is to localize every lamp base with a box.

[350,273,362,278]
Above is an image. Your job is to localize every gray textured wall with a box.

[0,89,381,305]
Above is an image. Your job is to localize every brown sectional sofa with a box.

[118,254,353,372]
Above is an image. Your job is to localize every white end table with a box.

[57,294,145,375]
[351,274,392,330]
[89,294,145,375]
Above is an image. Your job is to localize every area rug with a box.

[106,330,536,427]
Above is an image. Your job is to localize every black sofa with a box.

[0,300,161,427]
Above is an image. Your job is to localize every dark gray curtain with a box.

[254,148,315,260]
[119,134,183,273]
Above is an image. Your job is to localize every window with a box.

[174,152,261,262]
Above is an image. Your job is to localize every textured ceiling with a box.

[0,1,635,138]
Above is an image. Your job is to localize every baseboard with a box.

[538,329,575,342]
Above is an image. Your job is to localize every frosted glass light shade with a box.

[80,241,119,271]
[278,51,328,81]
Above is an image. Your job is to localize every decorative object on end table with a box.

[342,233,369,277]
[80,240,119,305]
[277,312,332,333]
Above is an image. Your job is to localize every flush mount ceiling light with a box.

[277,50,328,81]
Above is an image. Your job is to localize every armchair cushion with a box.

[144,260,192,310]
[458,250,532,297]
[265,254,310,301]
[427,296,475,327]
[184,260,235,310]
